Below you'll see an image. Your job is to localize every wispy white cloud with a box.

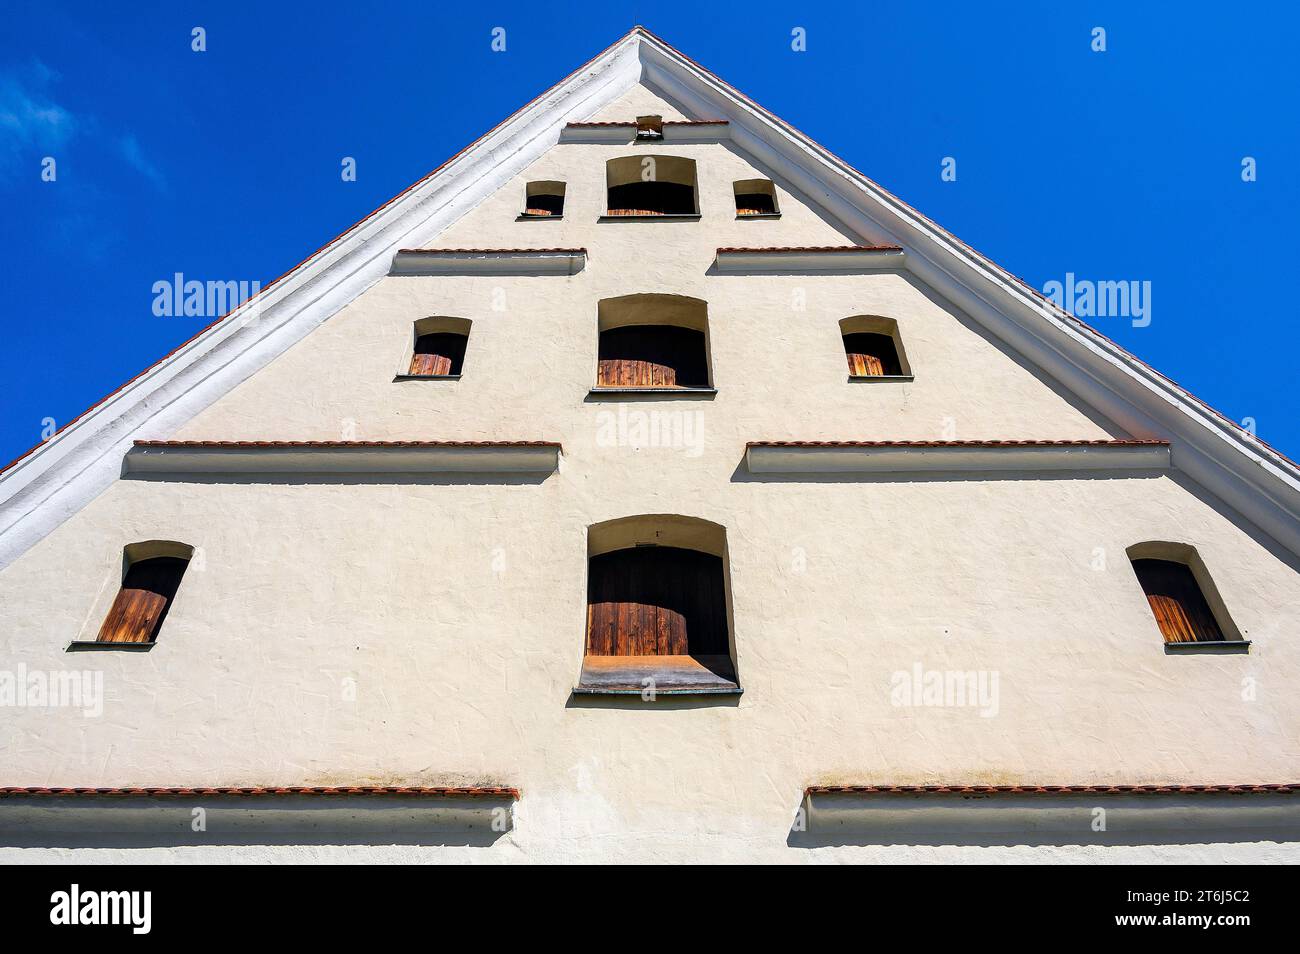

[115,133,166,191]
[0,60,166,192]
[0,60,77,174]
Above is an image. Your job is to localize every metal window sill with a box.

[736,213,782,219]
[575,654,740,696]
[393,374,462,381]
[1164,640,1251,654]
[516,214,563,221]
[571,685,743,697]
[66,640,155,652]
[848,374,914,383]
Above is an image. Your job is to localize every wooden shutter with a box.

[847,352,885,376]
[1131,558,1224,643]
[409,332,468,376]
[96,556,189,644]
[586,547,728,657]
[843,331,902,376]
[597,325,708,387]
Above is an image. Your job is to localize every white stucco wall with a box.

[2,86,1297,864]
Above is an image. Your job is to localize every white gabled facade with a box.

[1,28,1297,864]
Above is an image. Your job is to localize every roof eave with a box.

[632,26,1300,555]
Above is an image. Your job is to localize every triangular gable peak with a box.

[2,25,1299,570]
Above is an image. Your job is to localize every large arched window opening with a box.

[605,156,699,216]
[595,294,712,391]
[578,515,740,694]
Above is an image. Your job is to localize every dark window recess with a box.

[586,547,729,657]
[635,115,664,140]
[597,325,708,387]
[409,332,467,376]
[524,192,564,216]
[735,191,778,215]
[843,331,903,377]
[1131,558,1225,643]
[606,181,696,216]
[96,556,189,644]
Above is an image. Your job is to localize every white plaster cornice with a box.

[744,441,1171,475]
[124,441,562,476]
[713,245,905,273]
[802,787,1300,843]
[632,28,1300,556]
[560,120,730,144]
[390,248,586,276]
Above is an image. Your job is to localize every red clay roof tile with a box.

[806,783,1299,795]
[0,785,519,798]
[133,440,561,449]
[747,439,1170,449]
[395,247,586,255]
[716,244,903,254]
[566,119,729,127]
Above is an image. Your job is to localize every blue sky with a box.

[1,1,1296,465]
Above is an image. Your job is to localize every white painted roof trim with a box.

[745,442,1171,475]
[635,31,1300,556]
[391,248,586,275]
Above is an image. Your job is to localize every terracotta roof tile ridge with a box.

[0,785,520,798]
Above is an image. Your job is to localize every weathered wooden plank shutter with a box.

[1131,558,1224,643]
[409,332,468,376]
[586,547,728,656]
[96,556,189,644]
[597,326,708,387]
[843,332,902,376]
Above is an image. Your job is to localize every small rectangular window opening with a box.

[733,179,779,216]
[635,115,664,140]
[523,180,565,217]
[1131,558,1226,644]
[97,553,190,644]
[843,332,903,377]
[410,332,468,376]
